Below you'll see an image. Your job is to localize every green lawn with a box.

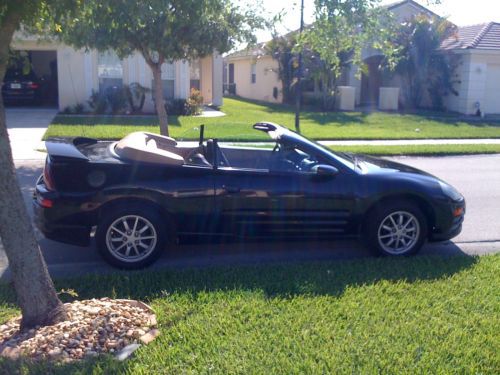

[1,254,499,374]
[328,143,500,156]
[44,97,500,141]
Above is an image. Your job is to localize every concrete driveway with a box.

[6,107,57,160]
[1,154,499,280]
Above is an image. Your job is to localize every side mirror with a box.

[313,164,339,177]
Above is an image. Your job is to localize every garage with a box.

[485,64,500,115]
[2,50,58,107]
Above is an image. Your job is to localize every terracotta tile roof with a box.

[441,22,500,50]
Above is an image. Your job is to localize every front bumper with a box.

[429,198,466,242]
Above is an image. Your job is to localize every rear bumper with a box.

[33,177,93,247]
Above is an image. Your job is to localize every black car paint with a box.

[2,68,42,103]
[34,125,465,247]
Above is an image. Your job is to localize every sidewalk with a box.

[318,138,500,146]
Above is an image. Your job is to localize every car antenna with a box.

[199,124,205,146]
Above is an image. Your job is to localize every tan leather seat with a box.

[115,132,185,165]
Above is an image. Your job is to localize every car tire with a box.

[95,204,170,269]
[364,201,427,256]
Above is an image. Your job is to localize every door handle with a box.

[222,185,240,194]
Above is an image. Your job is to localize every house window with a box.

[228,63,234,84]
[251,63,256,84]
[190,59,201,91]
[97,51,123,91]
[151,62,175,99]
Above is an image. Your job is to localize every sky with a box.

[248,0,500,44]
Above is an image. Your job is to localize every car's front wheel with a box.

[96,205,168,269]
[365,202,427,256]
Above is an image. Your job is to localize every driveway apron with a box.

[6,107,57,160]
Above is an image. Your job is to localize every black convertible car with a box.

[34,122,465,268]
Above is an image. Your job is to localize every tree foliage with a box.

[268,0,398,110]
[53,0,265,135]
[393,15,459,109]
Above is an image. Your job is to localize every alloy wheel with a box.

[105,215,158,262]
[377,210,420,255]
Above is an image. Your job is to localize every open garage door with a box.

[485,64,500,115]
[2,50,58,107]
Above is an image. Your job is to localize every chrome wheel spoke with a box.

[115,242,127,253]
[138,225,149,234]
[389,216,397,227]
[111,226,126,237]
[122,219,131,232]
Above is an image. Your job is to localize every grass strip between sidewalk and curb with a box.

[327,143,500,156]
[0,254,499,373]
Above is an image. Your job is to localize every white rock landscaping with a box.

[0,298,159,362]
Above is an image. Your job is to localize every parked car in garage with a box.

[2,67,42,104]
[34,123,465,269]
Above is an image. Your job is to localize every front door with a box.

[213,148,355,239]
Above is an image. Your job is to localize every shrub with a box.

[124,82,149,113]
[185,88,204,116]
[61,106,72,115]
[104,86,128,114]
[72,103,85,114]
[165,99,188,116]
[88,90,108,114]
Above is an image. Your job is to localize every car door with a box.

[213,146,356,239]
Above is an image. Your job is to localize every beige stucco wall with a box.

[10,37,221,111]
[226,55,282,103]
[200,55,213,104]
[443,51,500,115]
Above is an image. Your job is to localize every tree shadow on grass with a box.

[0,248,479,373]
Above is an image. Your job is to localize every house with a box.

[440,22,500,115]
[225,0,500,115]
[9,34,223,111]
[224,43,282,103]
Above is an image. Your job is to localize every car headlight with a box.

[438,181,463,201]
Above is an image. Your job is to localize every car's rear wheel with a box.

[364,202,427,256]
[96,205,168,269]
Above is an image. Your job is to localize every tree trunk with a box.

[150,63,169,136]
[0,5,67,330]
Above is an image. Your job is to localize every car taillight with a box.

[29,83,39,89]
[44,157,56,190]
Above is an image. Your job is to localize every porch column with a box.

[212,52,223,106]
[176,60,190,100]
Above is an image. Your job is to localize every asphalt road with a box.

[1,154,499,279]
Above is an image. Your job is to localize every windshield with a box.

[5,68,36,81]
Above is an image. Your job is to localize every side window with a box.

[250,63,256,84]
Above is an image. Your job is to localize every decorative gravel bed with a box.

[0,298,159,362]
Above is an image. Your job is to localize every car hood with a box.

[354,154,437,179]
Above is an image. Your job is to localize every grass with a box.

[44,97,500,141]
[0,254,499,374]
[328,143,500,156]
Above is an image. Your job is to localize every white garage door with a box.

[485,64,500,114]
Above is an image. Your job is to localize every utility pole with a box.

[294,0,304,134]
